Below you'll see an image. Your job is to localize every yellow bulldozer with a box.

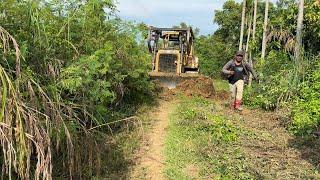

[147,27,199,88]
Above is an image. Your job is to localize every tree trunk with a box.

[295,0,304,68]
[249,0,258,86]
[261,0,269,62]
[252,0,258,40]
[239,0,246,51]
[245,14,252,63]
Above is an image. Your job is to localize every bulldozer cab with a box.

[147,27,199,89]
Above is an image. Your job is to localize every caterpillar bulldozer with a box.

[147,27,199,89]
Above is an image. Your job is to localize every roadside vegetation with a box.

[165,87,319,179]
[0,0,154,179]
[165,95,250,179]
[197,0,320,136]
[0,0,319,179]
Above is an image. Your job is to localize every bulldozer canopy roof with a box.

[149,27,195,39]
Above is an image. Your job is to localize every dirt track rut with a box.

[130,99,176,179]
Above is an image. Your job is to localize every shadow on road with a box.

[288,136,320,170]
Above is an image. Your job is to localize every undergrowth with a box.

[165,96,254,179]
[290,60,320,136]
[55,103,156,179]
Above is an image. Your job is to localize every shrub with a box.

[243,51,297,110]
[60,35,154,121]
[290,60,320,136]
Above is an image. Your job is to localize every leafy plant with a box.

[291,59,320,136]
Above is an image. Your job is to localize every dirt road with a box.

[128,79,319,179]
[130,99,177,179]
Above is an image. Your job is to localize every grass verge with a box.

[164,96,254,179]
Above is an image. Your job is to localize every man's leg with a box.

[235,80,244,110]
[229,83,236,109]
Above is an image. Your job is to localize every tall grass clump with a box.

[0,0,154,178]
[0,26,72,180]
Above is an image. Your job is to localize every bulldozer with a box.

[147,27,199,89]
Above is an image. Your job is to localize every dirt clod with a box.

[158,87,177,101]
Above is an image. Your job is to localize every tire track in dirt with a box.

[130,99,177,179]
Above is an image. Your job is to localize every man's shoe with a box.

[234,100,243,111]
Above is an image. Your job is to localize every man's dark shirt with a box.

[222,60,258,85]
[229,63,245,84]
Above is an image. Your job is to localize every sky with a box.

[116,0,277,35]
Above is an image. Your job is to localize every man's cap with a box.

[236,50,245,56]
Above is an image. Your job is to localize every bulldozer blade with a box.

[149,72,199,89]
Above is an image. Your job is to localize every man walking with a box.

[222,51,258,110]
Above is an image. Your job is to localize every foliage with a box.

[243,50,297,110]
[196,35,235,77]
[196,0,242,77]
[0,0,153,179]
[290,59,320,136]
[241,0,320,134]
[165,96,253,179]
[0,26,74,180]
[204,0,319,137]
[60,33,153,121]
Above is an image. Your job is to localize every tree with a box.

[248,0,258,86]
[239,0,247,50]
[261,0,269,62]
[245,14,252,62]
[294,0,304,68]
[252,0,258,40]
[0,1,154,179]
[173,22,200,37]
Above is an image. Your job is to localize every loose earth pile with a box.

[176,76,215,98]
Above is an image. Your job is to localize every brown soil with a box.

[129,78,319,179]
[130,99,177,179]
[158,87,177,101]
[221,103,320,179]
[214,89,230,100]
[176,76,215,98]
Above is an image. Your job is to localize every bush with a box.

[60,34,154,121]
[290,60,320,136]
[243,51,297,110]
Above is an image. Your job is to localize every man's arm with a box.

[245,63,258,79]
[222,61,234,75]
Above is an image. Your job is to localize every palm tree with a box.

[295,0,304,68]
[261,0,269,62]
[252,0,258,40]
[239,0,246,51]
[249,0,258,86]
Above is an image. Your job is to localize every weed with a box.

[164,96,253,179]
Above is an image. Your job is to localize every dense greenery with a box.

[196,0,320,135]
[0,0,154,178]
[196,0,241,77]
[0,0,319,178]
[291,60,320,136]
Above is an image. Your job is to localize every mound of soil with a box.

[159,87,176,101]
[177,76,215,98]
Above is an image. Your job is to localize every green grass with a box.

[164,96,254,179]
[213,79,230,92]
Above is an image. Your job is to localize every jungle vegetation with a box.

[196,0,320,136]
[0,0,319,179]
